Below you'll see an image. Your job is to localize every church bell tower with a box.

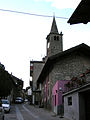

[46,16,63,57]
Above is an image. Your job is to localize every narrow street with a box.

[4,103,68,120]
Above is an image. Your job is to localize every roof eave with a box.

[68,0,90,24]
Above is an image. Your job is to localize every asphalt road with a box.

[5,103,69,120]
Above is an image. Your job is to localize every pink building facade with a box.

[52,80,69,114]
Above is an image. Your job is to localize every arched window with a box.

[54,36,56,40]
[57,36,59,41]
[54,36,59,41]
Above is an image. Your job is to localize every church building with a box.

[30,16,90,118]
[37,16,90,116]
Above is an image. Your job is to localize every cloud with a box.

[34,0,81,9]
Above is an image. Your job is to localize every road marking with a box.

[22,104,40,119]
[15,105,24,120]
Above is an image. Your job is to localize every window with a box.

[57,36,59,41]
[54,36,56,40]
[68,97,72,105]
[54,36,59,41]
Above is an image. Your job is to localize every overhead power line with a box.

[0,8,68,19]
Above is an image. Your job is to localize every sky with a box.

[0,0,90,88]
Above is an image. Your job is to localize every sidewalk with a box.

[24,103,69,120]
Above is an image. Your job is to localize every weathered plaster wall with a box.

[64,92,79,120]
[52,80,69,114]
[52,80,69,106]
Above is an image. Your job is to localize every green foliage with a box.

[0,68,13,97]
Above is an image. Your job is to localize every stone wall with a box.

[33,62,44,91]
[51,53,90,86]
[40,52,90,112]
[48,52,90,110]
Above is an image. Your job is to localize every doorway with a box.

[79,90,90,120]
[85,91,90,120]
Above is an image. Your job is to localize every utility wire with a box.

[0,8,68,19]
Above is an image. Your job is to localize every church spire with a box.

[46,17,63,57]
[50,16,58,34]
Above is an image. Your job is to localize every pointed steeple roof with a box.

[50,16,58,34]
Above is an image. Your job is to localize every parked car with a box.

[1,99,10,113]
[15,97,23,104]
[0,101,4,120]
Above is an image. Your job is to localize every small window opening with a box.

[68,96,72,105]
[54,36,56,40]
[57,36,59,41]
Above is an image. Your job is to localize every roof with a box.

[37,43,90,83]
[68,0,90,24]
[50,16,59,34]
[63,82,90,96]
